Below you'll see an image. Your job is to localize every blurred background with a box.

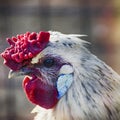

[0,0,120,120]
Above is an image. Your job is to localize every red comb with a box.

[1,31,50,70]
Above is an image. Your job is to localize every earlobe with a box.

[56,64,74,99]
[59,64,74,75]
[56,73,74,99]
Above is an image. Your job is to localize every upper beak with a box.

[8,70,24,79]
[8,68,33,79]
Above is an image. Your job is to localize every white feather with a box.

[31,31,120,120]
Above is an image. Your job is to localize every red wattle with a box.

[23,76,58,109]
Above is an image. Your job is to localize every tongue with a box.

[23,76,58,109]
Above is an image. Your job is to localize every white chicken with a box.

[1,31,120,120]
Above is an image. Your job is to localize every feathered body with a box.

[1,31,120,120]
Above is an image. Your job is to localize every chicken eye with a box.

[43,58,55,68]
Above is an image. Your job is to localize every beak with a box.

[8,68,33,79]
[8,70,24,79]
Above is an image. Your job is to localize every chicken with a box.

[1,31,120,120]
